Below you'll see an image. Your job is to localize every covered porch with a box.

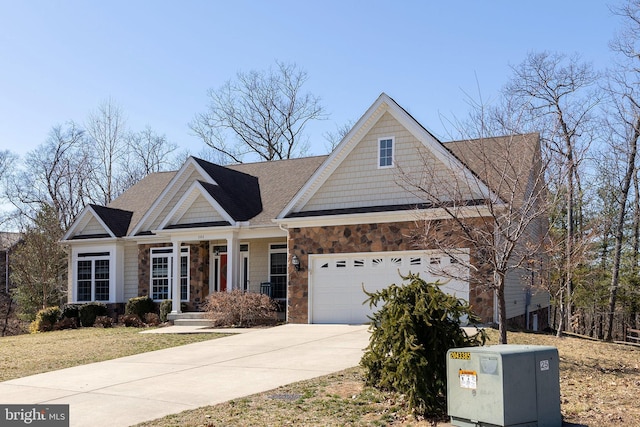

[137,228,290,318]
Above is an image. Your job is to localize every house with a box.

[61,93,550,328]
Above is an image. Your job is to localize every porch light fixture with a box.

[292,254,301,271]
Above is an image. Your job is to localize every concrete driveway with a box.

[0,324,369,427]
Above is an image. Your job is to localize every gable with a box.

[145,163,209,232]
[75,215,109,238]
[284,94,494,218]
[158,181,234,229]
[175,192,227,226]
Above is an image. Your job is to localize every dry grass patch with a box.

[0,327,226,382]
[135,329,639,427]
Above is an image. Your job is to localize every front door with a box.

[219,254,227,292]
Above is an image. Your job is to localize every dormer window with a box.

[378,137,394,168]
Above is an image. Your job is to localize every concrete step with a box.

[167,312,213,327]
[167,312,207,320]
[172,318,214,327]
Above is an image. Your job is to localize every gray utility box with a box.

[446,345,561,427]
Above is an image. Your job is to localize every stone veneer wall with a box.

[137,242,209,311]
[189,241,210,310]
[287,218,495,323]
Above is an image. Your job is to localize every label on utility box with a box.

[450,351,471,360]
[459,370,477,389]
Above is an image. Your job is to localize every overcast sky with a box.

[0,1,623,161]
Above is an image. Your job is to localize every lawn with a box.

[2,327,638,426]
[133,329,640,427]
[0,327,225,382]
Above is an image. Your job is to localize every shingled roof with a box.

[107,171,176,235]
[99,155,327,234]
[193,158,263,221]
[89,205,134,237]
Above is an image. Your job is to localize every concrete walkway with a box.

[0,324,369,427]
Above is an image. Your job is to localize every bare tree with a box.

[118,127,177,191]
[5,123,93,229]
[602,0,640,340]
[85,99,127,204]
[398,128,550,344]
[323,121,354,152]
[190,61,326,163]
[500,52,600,335]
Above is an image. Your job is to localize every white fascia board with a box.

[275,205,495,229]
[152,223,285,241]
[62,206,92,241]
[278,94,392,220]
[278,93,501,219]
[130,157,217,236]
[157,181,236,229]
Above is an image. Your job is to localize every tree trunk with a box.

[605,116,640,341]
[496,271,508,344]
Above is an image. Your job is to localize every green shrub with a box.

[159,300,189,322]
[159,300,172,322]
[205,290,278,327]
[79,302,108,327]
[61,304,81,320]
[30,306,62,333]
[360,273,486,418]
[125,296,156,319]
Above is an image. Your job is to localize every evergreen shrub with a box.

[29,306,62,333]
[79,302,108,327]
[360,273,486,418]
[125,296,156,319]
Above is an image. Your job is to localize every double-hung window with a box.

[378,137,394,168]
[76,252,110,302]
[269,244,287,300]
[150,247,189,301]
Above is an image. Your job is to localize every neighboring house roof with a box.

[0,232,21,251]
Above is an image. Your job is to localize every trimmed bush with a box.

[125,296,156,320]
[61,303,82,320]
[204,290,278,327]
[79,302,108,327]
[360,273,486,418]
[30,306,62,333]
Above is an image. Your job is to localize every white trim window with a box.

[76,252,111,302]
[269,243,287,300]
[378,137,394,168]
[150,247,190,302]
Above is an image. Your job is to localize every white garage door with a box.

[309,250,469,324]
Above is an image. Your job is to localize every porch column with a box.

[171,241,181,313]
[226,232,240,291]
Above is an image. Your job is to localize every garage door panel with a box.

[310,251,470,324]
